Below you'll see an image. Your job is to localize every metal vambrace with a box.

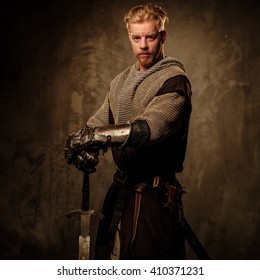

[91,123,132,146]
[90,120,150,147]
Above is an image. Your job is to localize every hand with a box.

[64,128,93,165]
[73,151,99,173]
[66,128,93,149]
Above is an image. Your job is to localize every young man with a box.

[65,4,192,260]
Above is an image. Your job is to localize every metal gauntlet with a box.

[64,123,131,165]
[73,151,99,173]
[64,120,150,166]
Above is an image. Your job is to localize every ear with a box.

[160,30,167,44]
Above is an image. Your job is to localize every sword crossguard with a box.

[66,209,104,220]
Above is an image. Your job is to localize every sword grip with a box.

[82,172,90,211]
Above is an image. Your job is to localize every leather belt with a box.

[113,169,176,188]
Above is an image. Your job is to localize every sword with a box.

[183,218,210,260]
[66,171,103,260]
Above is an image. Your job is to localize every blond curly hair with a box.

[124,3,169,32]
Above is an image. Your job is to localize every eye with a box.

[132,36,140,42]
[146,35,157,41]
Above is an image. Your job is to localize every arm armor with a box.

[88,119,149,147]
[65,120,150,164]
[88,123,132,146]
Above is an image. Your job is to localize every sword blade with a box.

[184,218,210,260]
[79,235,90,260]
[79,213,91,260]
[79,172,91,260]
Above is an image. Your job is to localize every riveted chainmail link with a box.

[87,57,188,143]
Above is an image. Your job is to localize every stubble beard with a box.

[137,45,164,71]
[138,56,154,70]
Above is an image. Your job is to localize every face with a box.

[128,19,166,71]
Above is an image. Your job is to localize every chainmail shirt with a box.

[87,56,190,145]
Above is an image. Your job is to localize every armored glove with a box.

[64,120,150,168]
[64,128,100,165]
[73,150,99,173]
[64,124,131,165]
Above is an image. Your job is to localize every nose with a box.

[140,37,148,50]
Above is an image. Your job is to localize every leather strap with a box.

[129,184,146,258]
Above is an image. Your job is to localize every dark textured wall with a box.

[0,0,259,259]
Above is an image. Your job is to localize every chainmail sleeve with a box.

[132,75,192,144]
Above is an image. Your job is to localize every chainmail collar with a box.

[117,57,185,123]
[134,56,185,72]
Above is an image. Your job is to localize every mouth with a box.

[138,53,151,58]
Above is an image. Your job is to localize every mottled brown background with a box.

[0,0,259,259]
